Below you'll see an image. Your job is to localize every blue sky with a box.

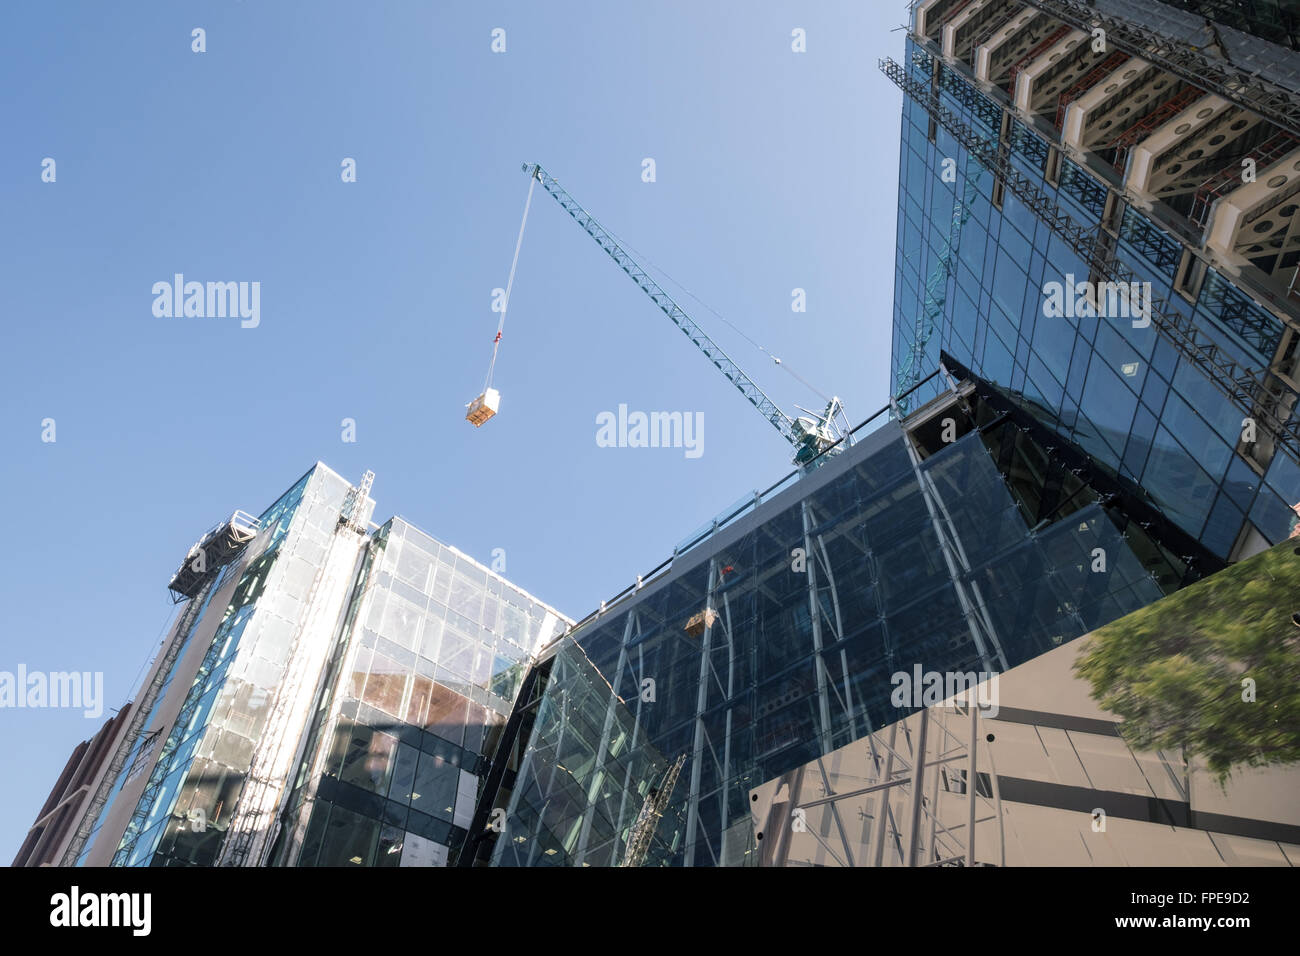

[0,1,905,859]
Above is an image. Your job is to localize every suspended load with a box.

[466,387,500,427]
[684,607,718,638]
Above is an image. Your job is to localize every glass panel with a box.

[362,651,408,718]
[426,684,470,746]
[339,726,397,796]
[315,805,380,867]
[411,752,460,822]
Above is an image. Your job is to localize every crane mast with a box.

[620,753,686,867]
[523,162,845,466]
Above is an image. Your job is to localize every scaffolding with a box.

[338,469,374,534]
[167,511,261,602]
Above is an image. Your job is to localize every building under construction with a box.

[14,463,570,868]
[16,0,1300,869]
[459,0,1300,866]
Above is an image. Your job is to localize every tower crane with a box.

[469,162,850,468]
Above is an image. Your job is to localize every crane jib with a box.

[526,163,843,464]
[527,167,790,434]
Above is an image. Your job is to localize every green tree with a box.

[1074,540,1300,784]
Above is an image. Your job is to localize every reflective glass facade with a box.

[472,404,1187,866]
[74,568,227,866]
[276,518,568,868]
[486,639,684,867]
[69,462,566,869]
[892,39,1300,561]
[749,541,1300,867]
[110,465,353,866]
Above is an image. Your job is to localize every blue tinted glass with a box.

[1265,446,1300,505]
[1163,391,1231,481]
[1249,486,1297,544]
[1172,361,1243,444]
[1223,454,1262,512]
[1123,404,1159,479]
[1140,367,1168,414]
[1032,310,1074,384]
[1201,493,1245,559]
[1093,320,1145,396]
[1143,426,1217,535]
[1078,360,1136,462]
[982,327,1015,385]
[993,247,1029,318]
[1026,354,1065,414]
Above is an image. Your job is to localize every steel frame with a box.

[759,702,1006,867]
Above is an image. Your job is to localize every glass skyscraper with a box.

[886,0,1300,564]
[40,463,568,868]
[274,517,567,867]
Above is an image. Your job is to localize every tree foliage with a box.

[1074,541,1300,784]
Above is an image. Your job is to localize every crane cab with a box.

[791,396,847,466]
[466,388,501,427]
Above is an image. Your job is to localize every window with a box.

[338,725,397,796]
[314,805,380,867]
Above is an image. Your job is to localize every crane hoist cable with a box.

[482,170,538,393]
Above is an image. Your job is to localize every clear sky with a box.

[0,0,906,859]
